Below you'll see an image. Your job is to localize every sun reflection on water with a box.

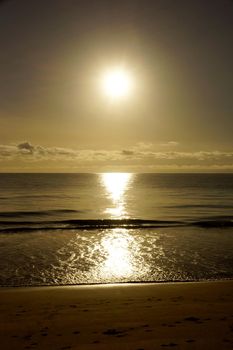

[100,173,132,218]
[101,229,133,278]
[99,229,136,279]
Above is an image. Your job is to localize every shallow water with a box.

[0,227,232,286]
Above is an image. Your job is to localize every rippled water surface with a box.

[0,173,232,286]
[1,227,233,286]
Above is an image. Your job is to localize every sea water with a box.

[0,173,232,286]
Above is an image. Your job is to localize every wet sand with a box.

[1,281,233,349]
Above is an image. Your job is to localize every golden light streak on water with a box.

[100,173,132,218]
[98,229,135,279]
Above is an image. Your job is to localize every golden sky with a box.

[0,0,232,172]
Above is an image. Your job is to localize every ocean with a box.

[0,173,232,286]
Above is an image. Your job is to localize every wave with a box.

[191,219,233,228]
[0,195,76,200]
[164,204,233,209]
[0,217,232,233]
[0,209,81,218]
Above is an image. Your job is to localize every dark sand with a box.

[1,281,233,349]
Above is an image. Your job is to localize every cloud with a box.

[18,142,34,154]
[121,149,134,156]
[0,142,232,172]
[0,142,121,162]
[160,141,179,147]
[134,142,154,150]
[0,145,16,157]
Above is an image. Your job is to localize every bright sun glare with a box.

[102,68,132,99]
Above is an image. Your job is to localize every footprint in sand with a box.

[161,343,178,347]
[23,334,32,340]
[184,316,200,322]
[223,339,230,343]
[103,328,125,336]
[116,334,126,338]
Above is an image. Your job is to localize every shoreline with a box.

[1,277,233,290]
[1,280,233,349]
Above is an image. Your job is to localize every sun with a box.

[101,68,132,99]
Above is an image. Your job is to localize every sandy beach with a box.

[0,281,233,349]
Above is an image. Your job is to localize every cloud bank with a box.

[0,142,232,172]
